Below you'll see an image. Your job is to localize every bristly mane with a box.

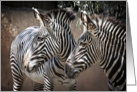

[46,9,76,24]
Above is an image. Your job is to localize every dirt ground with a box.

[1,7,109,91]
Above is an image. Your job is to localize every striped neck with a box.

[91,18,126,86]
[46,9,76,63]
[56,25,76,63]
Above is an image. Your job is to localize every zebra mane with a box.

[90,14,126,29]
[46,9,76,24]
[89,14,126,42]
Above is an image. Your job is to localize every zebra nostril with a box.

[65,68,68,74]
[65,64,69,74]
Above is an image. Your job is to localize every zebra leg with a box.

[33,82,44,91]
[43,73,54,91]
[11,61,26,91]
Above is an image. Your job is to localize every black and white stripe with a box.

[10,9,77,91]
[65,13,126,91]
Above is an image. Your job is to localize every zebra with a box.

[25,8,77,90]
[65,11,126,91]
[10,8,77,91]
[10,9,58,90]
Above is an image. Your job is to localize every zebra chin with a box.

[67,71,79,79]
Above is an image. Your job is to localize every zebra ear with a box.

[85,14,97,33]
[86,14,92,24]
[32,8,58,44]
[32,7,52,28]
[81,11,88,25]
[32,7,45,26]
[81,11,94,26]
[81,11,96,33]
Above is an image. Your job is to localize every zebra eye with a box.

[37,36,43,41]
[79,41,87,46]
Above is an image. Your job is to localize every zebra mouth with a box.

[68,72,79,79]
[30,66,38,73]
[27,60,45,73]
[73,72,79,79]
[25,64,37,73]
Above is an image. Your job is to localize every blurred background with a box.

[1,1,126,91]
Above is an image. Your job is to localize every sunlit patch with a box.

[24,48,32,67]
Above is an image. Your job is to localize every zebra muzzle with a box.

[24,62,37,73]
[65,64,76,79]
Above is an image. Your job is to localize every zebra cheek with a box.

[23,49,32,68]
[24,53,29,67]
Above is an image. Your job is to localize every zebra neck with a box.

[58,37,76,62]
[51,19,76,62]
[99,31,125,65]
[56,31,76,62]
[98,31,126,83]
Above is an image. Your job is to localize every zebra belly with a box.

[25,71,44,84]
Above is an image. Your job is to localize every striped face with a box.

[65,11,101,79]
[24,27,59,73]
[65,30,100,79]
[25,9,76,73]
[66,10,126,90]
[24,9,59,73]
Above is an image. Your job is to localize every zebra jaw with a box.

[24,60,45,73]
[25,64,37,73]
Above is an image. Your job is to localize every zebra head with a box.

[24,8,59,73]
[24,26,59,73]
[32,7,56,40]
[65,12,102,79]
[66,11,126,90]
[24,8,76,73]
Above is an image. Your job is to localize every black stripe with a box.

[52,63,64,79]
[54,60,64,70]
[108,56,121,79]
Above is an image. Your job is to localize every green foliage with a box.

[57,1,126,30]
